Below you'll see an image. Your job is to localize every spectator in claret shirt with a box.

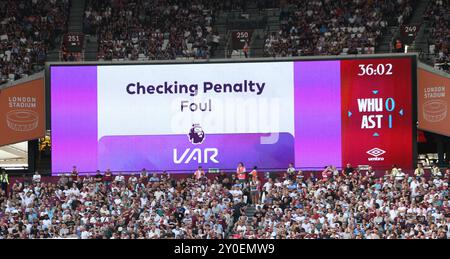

[71,166,79,176]
[139,169,148,183]
[71,166,81,188]
[104,169,113,187]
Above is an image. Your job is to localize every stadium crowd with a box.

[264,0,414,57]
[0,0,70,85]
[1,163,449,239]
[84,0,221,61]
[0,168,236,239]
[2,0,446,85]
[424,0,449,73]
[231,164,450,239]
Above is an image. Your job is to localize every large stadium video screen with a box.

[50,57,416,174]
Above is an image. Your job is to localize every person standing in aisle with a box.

[237,162,247,185]
[0,169,9,196]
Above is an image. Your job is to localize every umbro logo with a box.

[366,148,386,161]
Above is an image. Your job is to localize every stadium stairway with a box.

[211,13,228,59]
[46,49,61,62]
[265,8,281,36]
[245,204,256,223]
[47,0,87,62]
[376,26,397,53]
[84,35,99,61]
[409,0,431,25]
[249,29,265,58]
[249,7,280,58]
[223,204,255,238]
[409,0,432,63]
[251,8,281,58]
[377,0,431,55]
[214,2,270,59]
[68,0,86,33]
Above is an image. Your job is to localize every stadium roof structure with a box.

[0,142,28,168]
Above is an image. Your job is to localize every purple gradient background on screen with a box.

[98,133,294,171]
[51,66,98,174]
[294,61,342,168]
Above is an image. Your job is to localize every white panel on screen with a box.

[97,62,294,140]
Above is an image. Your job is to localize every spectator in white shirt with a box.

[32,172,41,184]
[114,173,125,184]
[395,168,405,182]
[431,165,442,179]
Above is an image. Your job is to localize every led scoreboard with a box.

[49,55,416,174]
[340,58,414,169]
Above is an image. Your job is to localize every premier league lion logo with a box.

[189,124,205,144]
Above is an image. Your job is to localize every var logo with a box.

[173,124,219,164]
[173,148,219,164]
